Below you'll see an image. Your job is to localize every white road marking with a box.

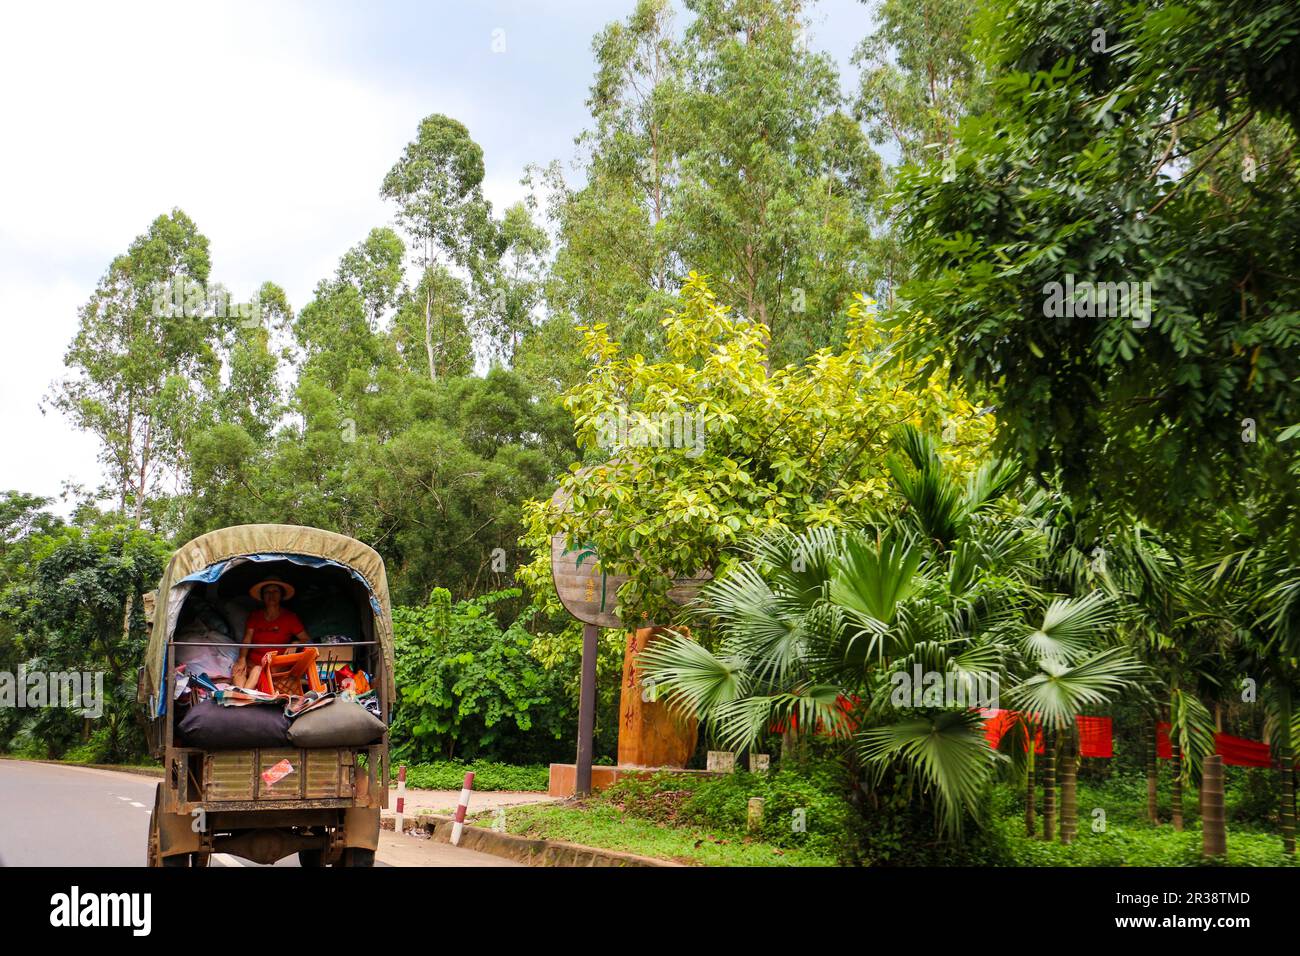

[116,796,132,802]
[213,853,247,867]
[129,801,146,808]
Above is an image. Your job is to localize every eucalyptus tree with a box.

[671,0,882,365]
[337,227,406,330]
[381,114,498,380]
[850,0,984,305]
[475,202,550,364]
[540,0,884,369]
[851,0,982,167]
[50,209,219,527]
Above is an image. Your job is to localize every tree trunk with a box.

[423,241,438,381]
[1024,732,1037,837]
[1171,739,1184,832]
[1041,727,1056,841]
[1059,730,1077,845]
[1201,754,1226,858]
[424,278,437,381]
[1147,717,1160,824]
[1284,691,1294,858]
[1285,765,1297,856]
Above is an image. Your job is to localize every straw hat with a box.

[250,578,295,601]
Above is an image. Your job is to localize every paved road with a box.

[0,760,516,867]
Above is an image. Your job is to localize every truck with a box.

[137,524,393,867]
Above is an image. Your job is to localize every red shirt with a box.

[246,609,306,665]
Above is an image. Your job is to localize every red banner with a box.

[1157,723,1277,768]
[981,711,1111,757]
[1077,716,1114,758]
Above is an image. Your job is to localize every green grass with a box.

[986,775,1298,867]
[394,760,549,791]
[454,762,856,866]
[470,799,841,866]
[479,769,1299,867]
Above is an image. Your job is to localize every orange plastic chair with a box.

[258,646,324,697]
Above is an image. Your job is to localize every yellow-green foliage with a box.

[520,274,996,624]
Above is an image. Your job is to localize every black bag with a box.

[178,699,291,749]
[287,698,386,748]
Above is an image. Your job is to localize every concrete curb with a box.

[406,812,683,867]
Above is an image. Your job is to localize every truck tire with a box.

[337,848,375,867]
[298,849,325,867]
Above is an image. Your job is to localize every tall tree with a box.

[338,227,406,329]
[895,0,1300,542]
[381,114,497,380]
[476,202,550,364]
[50,209,218,526]
[851,0,981,166]
[851,0,983,304]
[539,0,883,370]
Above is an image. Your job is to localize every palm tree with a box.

[1210,541,1300,854]
[1006,593,1147,841]
[640,428,1145,841]
[1105,525,1226,831]
[1255,563,1300,855]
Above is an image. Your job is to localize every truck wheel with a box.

[337,848,375,867]
[298,849,325,867]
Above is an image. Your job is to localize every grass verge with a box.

[471,799,841,866]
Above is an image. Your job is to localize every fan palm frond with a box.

[829,533,922,632]
[1021,591,1117,665]
[859,709,998,836]
[1006,646,1145,730]
[637,632,748,721]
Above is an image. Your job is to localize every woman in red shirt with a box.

[233,579,311,689]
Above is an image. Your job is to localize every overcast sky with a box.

[0,0,872,507]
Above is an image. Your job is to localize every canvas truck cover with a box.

[139,524,395,715]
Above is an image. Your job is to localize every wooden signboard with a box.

[549,477,709,627]
[551,534,626,628]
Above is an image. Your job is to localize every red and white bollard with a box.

[394,765,407,834]
[450,771,475,846]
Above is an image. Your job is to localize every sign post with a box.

[575,622,599,796]
[548,480,711,797]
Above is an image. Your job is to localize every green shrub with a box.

[1227,768,1281,828]
[391,589,577,764]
